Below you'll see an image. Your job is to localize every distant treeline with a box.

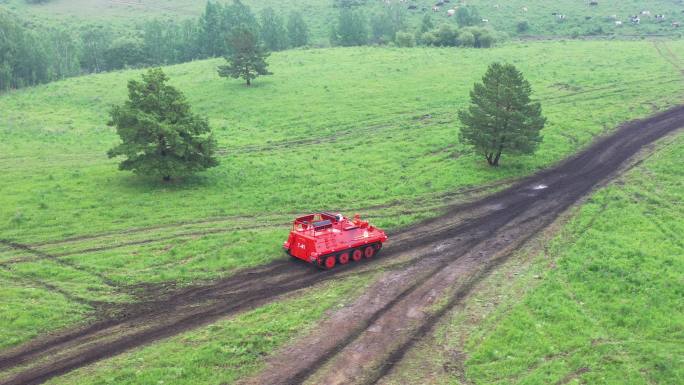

[1,0,501,92]
[330,3,502,48]
[0,1,309,91]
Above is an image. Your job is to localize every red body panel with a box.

[283,213,388,268]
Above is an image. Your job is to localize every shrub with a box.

[458,30,475,47]
[420,31,437,46]
[395,31,416,47]
[435,24,458,46]
[460,27,497,48]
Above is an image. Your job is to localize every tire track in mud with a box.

[242,105,684,385]
[10,180,508,263]
[0,106,682,385]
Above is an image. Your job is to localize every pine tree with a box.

[218,26,272,86]
[287,11,309,47]
[458,63,545,166]
[107,68,218,181]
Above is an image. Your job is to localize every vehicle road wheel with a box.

[364,246,375,259]
[352,249,363,262]
[339,252,350,265]
[324,255,336,269]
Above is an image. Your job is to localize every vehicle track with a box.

[0,106,682,385]
[241,105,684,385]
[653,41,684,73]
[0,240,118,288]
[3,179,507,265]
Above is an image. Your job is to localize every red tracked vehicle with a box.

[283,212,388,269]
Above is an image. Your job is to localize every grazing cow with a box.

[447,9,455,17]
[589,0,598,5]
[435,0,444,6]
[673,21,680,28]
[556,14,566,20]
[655,14,666,22]
[641,10,651,16]
[522,7,528,12]
[615,20,623,26]
[432,6,440,12]
[630,15,640,24]
[482,18,489,23]
[408,5,417,10]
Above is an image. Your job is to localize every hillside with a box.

[0,40,682,355]
[3,0,684,43]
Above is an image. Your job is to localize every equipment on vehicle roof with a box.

[283,212,388,269]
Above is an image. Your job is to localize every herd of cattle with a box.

[381,0,682,29]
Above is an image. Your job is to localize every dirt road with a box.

[0,106,682,385]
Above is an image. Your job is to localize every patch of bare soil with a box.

[0,106,682,385]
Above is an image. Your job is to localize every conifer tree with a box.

[107,68,218,181]
[218,26,272,86]
[458,63,545,166]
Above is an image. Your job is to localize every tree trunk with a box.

[492,149,502,166]
[491,142,505,166]
[246,77,251,86]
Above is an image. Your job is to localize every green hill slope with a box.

[0,41,682,350]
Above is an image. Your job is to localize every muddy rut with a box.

[0,106,683,385]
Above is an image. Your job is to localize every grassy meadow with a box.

[380,133,684,385]
[44,272,377,385]
[464,134,684,384]
[3,0,683,43]
[0,40,682,358]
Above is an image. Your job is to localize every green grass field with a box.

[3,0,683,44]
[461,135,684,384]
[377,134,684,385]
[43,272,377,385]
[0,40,682,380]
